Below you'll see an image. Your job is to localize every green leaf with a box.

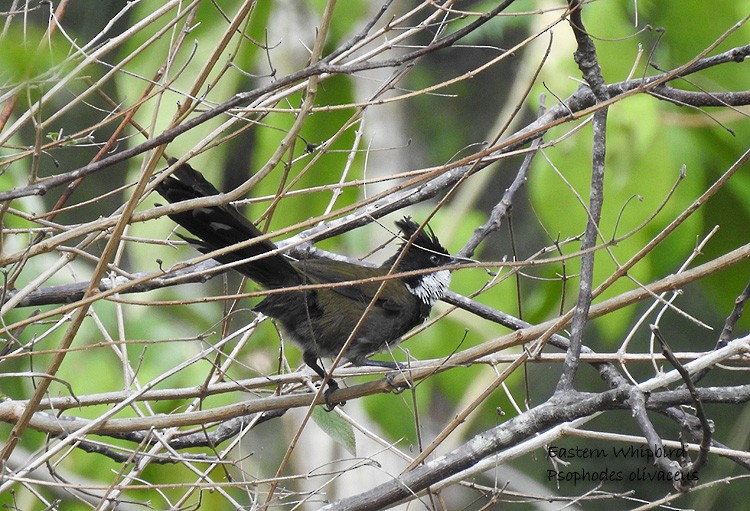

[312,406,356,456]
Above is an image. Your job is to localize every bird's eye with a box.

[430,255,440,264]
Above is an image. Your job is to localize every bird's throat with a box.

[406,270,451,307]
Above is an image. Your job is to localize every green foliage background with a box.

[1,1,749,509]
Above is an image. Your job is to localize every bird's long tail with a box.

[155,161,302,289]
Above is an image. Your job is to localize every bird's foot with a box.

[385,367,412,394]
[356,358,415,394]
[322,379,345,411]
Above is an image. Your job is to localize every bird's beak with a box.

[448,255,475,268]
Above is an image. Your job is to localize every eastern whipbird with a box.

[156,162,457,407]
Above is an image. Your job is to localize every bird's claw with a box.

[385,371,410,394]
[322,379,345,411]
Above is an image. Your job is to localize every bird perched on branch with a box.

[156,161,456,407]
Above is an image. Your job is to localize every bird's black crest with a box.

[394,217,449,257]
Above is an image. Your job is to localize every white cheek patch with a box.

[407,270,451,306]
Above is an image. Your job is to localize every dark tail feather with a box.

[155,161,302,289]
